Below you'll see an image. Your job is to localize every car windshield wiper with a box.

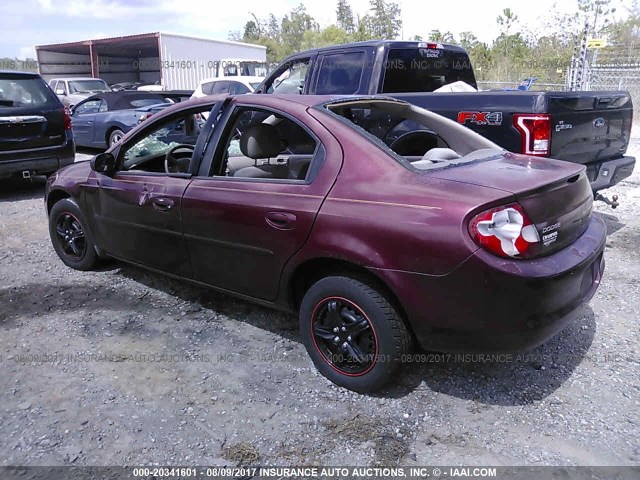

[0,99,16,106]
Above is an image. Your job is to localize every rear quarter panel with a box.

[292,109,513,276]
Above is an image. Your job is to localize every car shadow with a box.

[5,263,596,406]
[116,264,598,405]
[0,176,47,202]
[598,211,626,236]
[380,305,596,404]
[115,264,301,342]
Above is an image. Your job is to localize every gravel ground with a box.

[0,142,639,468]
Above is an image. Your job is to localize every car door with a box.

[84,105,218,277]
[180,101,342,301]
[257,55,316,94]
[71,99,104,145]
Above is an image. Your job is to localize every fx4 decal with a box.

[457,111,504,126]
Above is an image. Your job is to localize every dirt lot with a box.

[1,144,639,468]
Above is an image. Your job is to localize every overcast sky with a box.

[0,0,634,59]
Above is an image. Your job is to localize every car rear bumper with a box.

[587,156,635,192]
[374,214,607,353]
[0,138,75,178]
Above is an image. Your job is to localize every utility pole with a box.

[575,20,589,90]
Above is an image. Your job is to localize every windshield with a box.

[382,48,477,93]
[0,77,59,108]
[249,82,262,89]
[69,80,110,93]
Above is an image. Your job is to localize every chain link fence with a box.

[475,44,639,119]
[570,43,640,118]
[476,81,567,91]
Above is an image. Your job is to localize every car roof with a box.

[0,70,41,78]
[198,76,264,85]
[134,93,411,130]
[154,93,407,115]
[52,77,107,81]
[281,40,467,59]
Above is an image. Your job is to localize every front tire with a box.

[299,276,412,392]
[49,198,99,271]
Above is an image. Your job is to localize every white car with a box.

[191,76,264,98]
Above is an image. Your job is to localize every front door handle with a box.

[265,211,297,230]
[151,196,174,212]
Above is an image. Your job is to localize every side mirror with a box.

[90,152,116,175]
[55,88,66,95]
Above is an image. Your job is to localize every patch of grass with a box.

[223,442,260,465]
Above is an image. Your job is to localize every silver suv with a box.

[48,77,111,108]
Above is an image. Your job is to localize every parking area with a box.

[0,142,639,467]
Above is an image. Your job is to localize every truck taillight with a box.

[62,108,72,130]
[418,42,443,49]
[469,203,540,258]
[513,114,551,156]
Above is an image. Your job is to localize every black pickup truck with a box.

[255,40,635,199]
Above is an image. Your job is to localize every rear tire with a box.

[299,276,412,392]
[49,198,99,271]
[108,129,125,148]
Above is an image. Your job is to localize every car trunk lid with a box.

[0,108,67,152]
[430,152,594,257]
[548,91,633,164]
[0,74,67,152]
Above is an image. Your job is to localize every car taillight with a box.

[469,203,540,258]
[138,113,153,123]
[513,114,551,156]
[62,108,72,130]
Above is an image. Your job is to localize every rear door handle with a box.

[265,211,297,230]
[151,196,174,211]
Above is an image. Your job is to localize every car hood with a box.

[55,158,92,181]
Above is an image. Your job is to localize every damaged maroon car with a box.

[45,95,606,392]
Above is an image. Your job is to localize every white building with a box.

[35,32,267,90]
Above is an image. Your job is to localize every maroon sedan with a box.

[45,94,606,392]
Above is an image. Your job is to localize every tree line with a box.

[229,0,640,86]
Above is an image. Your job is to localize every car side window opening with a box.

[267,59,310,94]
[120,107,211,173]
[230,82,251,95]
[201,81,216,95]
[315,52,365,95]
[73,99,104,115]
[209,81,230,95]
[211,107,319,181]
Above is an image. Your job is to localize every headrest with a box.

[239,123,281,159]
[421,148,461,162]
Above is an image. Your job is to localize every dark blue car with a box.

[71,92,171,149]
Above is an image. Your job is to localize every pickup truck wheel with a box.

[108,129,125,148]
[49,198,99,271]
[299,276,411,392]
